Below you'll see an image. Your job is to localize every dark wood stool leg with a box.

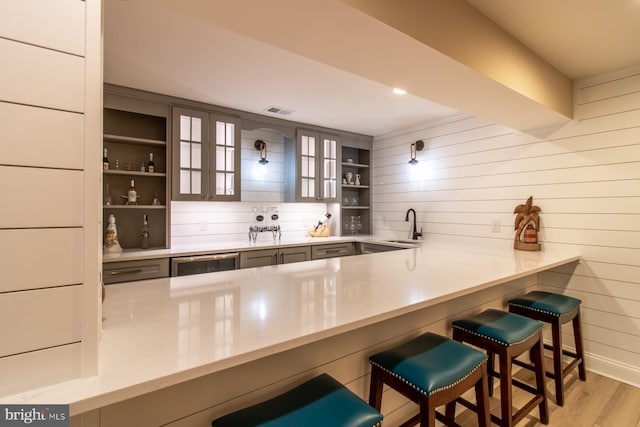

[551,317,565,406]
[368,366,384,411]
[532,332,550,424]
[444,401,456,424]
[475,363,491,427]
[498,349,514,427]
[487,351,495,397]
[420,398,435,427]
[573,309,587,381]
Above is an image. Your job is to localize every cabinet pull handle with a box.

[110,268,144,276]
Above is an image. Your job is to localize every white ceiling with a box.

[104,0,640,137]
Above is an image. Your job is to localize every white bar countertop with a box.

[5,238,581,415]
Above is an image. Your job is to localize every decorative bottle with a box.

[147,153,155,173]
[103,148,109,170]
[141,214,150,249]
[127,179,137,205]
[314,212,332,231]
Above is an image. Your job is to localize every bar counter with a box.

[4,238,581,424]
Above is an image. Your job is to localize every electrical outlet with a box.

[200,220,208,231]
[491,219,501,233]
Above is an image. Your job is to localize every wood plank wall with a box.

[0,0,100,396]
[171,129,332,246]
[371,67,640,387]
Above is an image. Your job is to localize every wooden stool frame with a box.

[509,304,586,406]
[368,360,490,427]
[452,328,549,427]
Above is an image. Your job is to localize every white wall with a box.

[171,129,335,245]
[372,67,640,387]
[0,0,101,396]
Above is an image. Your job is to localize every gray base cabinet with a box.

[311,242,355,260]
[103,258,170,284]
[240,246,312,268]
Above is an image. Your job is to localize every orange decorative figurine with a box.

[514,196,541,251]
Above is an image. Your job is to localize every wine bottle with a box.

[127,179,137,205]
[141,214,150,249]
[314,212,332,231]
[103,148,109,170]
[147,153,155,173]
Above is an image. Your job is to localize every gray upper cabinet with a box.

[285,129,339,203]
[172,107,241,201]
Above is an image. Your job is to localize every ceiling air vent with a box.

[264,105,294,116]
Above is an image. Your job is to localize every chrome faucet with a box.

[405,208,422,240]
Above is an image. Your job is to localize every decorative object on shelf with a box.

[141,214,150,249]
[152,194,161,206]
[104,213,122,253]
[308,212,332,237]
[114,159,120,170]
[104,183,112,206]
[346,158,353,163]
[513,196,541,251]
[121,179,140,205]
[255,139,269,165]
[355,173,361,186]
[408,140,424,165]
[345,172,353,184]
[342,177,347,184]
[103,148,110,170]
[147,152,155,173]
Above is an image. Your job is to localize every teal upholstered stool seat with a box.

[452,309,549,427]
[211,374,382,427]
[368,332,490,427]
[509,291,586,406]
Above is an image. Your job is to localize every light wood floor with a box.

[448,368,640,427]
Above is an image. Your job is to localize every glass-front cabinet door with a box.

[211,114,241,201]
[172,108,241,201]
[290,129,338,202]
[173,107,209,201]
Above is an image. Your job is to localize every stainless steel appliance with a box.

[170,252,239,277]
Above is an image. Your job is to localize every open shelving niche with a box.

[340,144,371,235]
[103,92,171,250]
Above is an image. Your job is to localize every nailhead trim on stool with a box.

[211,374,383,427]
[452,309,549,427]
[368,332,491,427]
[509,291,587,406]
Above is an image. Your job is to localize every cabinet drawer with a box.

[103,258,169,284]
[311,243,355,260]
[280,246,311,264]
[240,249,278,269]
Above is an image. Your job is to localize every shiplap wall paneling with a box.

[0,102,84,169]
[0,167,83,228]
[0,229,83,293]
[241,129,286,202]
[0,38,84,112]
[371,68,640,386]
[0,344,82,398]
[0,285,82,358]
[95,274,537,426]
[0,0,84,55]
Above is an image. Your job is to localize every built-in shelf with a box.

[342,184,369,189]
[104,170,167,177]
[103,205,166,209]
[341,162,369,168]
[342,206,370,210]
[104,133,166,146]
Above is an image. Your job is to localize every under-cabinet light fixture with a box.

[409,140,424,165]
[393,88,407,95]
[255,140,269,165]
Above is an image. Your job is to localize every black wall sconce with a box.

[255,140,269,165]
[409,140,424,165]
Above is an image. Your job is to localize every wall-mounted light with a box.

[255,140,269,165]
[408,140,424,165]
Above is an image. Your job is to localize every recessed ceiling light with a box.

[392,88,407,95]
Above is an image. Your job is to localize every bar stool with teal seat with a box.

[452,309,549,427]
[368,332,490,427]
[211,373,383,427]
[508,291,586,406]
